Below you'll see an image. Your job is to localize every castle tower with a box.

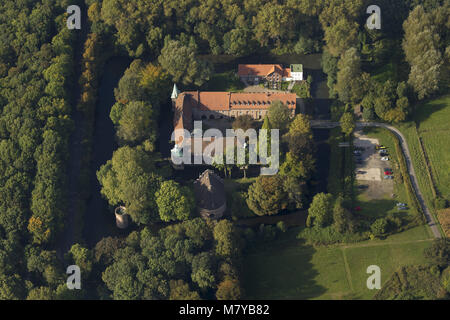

[171,83,180,109]
[114,206,129,229]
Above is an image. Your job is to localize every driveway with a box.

[354,130,394,199]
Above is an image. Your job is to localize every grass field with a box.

[242,226,433,300]
[389,95,450,238]
[200,70,245,92]
[397,94,450,207]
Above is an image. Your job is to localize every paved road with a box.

[310,120,441,239]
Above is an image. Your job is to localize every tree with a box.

[322,49,339,96]
[213,220,239,258]
[306,193,333,228]
[252,3,296,47]
[371,218,388,237]
[279,152,311,181]
[0,273,25,300]
[335,47,367,104]
[97,146,165,224]
[340,112,355,136]
[68,244,93,277]
[169,280,201,300]
[333,196,353,233]
[158,39,212,86]
[26,286,54,300]
[246,175,288,216]
[191,252,216,290]
[223,28,255,56]
[260,115,272,155]
[216,279,241,300]
[324,18,359,57]
[424,239,450,268]
[102,247,145,300]
[116,101,158,147]
[402,5,443,99]
[155,181,195,222]
[94,237,125,266]
[282,175,305,210]
[268,100,292,133]
[285,115,314,160]
[288,114,312,137]
[114,60,147,103]
[232,115,254,131]
[139,63,170,105]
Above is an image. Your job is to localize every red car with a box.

[384,170,393,175]
[354,206,362,211]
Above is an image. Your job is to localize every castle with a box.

[171,84,297,145]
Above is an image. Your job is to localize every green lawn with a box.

[397,94,450,207]
[200,71,245,92]
[421,131,450,200]
[343,240,432,299]
[242,227,433,300]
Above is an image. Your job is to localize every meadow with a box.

[400,95,450,205]
[242,226,433,300]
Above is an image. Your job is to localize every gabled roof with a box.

[193,170,225,211]
[238,64,290,77]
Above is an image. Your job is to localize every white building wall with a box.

[291,72,303,81]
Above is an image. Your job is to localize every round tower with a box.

[114,206,129,229]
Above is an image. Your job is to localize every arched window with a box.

[209,115,215,120]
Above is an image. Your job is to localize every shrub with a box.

[276,221,287,233]
[435,197,448,210]
[371,218,388,237]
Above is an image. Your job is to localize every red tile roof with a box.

[238,64,291,78]
[172,91,297,144]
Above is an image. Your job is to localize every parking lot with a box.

[353,130,394,200]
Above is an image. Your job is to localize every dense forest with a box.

[0,0,448,299]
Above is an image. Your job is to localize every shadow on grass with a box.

[200,71,245,92]
[353,198,400,219]
[412,101,447,127]
[242,238,326,300]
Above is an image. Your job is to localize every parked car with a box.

[398,206,408,210]
[357,185,369,189]
[376,145,387,150]
[396,203,407,207]
[357,170,366,174]
[384,168,392,172]
[354,206,362,211]
[354,150,362,155]
[381,156,389,161]
[384,175,394,179]
[379,151,389,156]
[384,170,393,175]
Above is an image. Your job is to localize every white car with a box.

[381,156,389,161]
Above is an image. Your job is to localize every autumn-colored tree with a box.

[216,279,241,300]
[27,216,51,245]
